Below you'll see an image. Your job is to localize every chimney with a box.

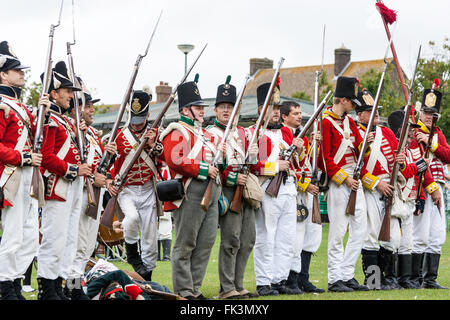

[334,45,351,76]
[155,81,172,104]
[249,58,274,76]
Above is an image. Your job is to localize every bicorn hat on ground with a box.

[355,88,381,113]
[215,75,236,107]
[257,78,281,107]
[177,75,208,111]
[0,41,29,72]
[130,89,151,125]
[421,80,442,114]
[334,76,361,106]
[41,61,81,93]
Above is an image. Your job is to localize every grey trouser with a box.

[218,186,256,293]
[172,179,221,297]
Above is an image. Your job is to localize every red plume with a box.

[276,76,281,87]
[376,1,397,25]
[356,78,361,87]
[433,78,440,89]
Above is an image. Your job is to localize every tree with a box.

[291,71,333,103]
[358,62,404,118]
[22,70,42,107]
[292,91,311,101]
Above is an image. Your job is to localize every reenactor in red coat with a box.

[37,61,92,300]
[0,41,50,300]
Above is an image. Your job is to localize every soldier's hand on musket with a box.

[237,173,248,186]
[38,93,51,114]
[367,132,375,145]
[77,163,92,176]
[278,160,290,172]
[31,153,43,167]
[306,183,319,196]
[145,128,158,148]
[219,142,227,155]
[79,119,87,132]
[395,152,406,165]
[376,180,394,197]
[430,189,442,208]
[106,179,119,196]
[208,166,219,179]
[416,132,429,146]
[424,157,431,167]
[104,141,117,156]
[310,131,322,142]
[293,137,304,153]
[93,170,107,188]
[344,176,360,191]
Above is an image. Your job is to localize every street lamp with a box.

[177,44,195,74]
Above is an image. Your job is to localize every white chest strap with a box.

[264,130,289,162]
[365,126,389,174]
[325,116,353,164]
[43,115,72,178]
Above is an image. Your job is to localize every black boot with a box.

[37,278,61,300]
[12,278,26,300]
[68,278,90,300]
[397,254,417,289]
[0,281,19,300]
[54,277,70,300]
[411,253,424,288]
[421,253,448,289]
[125,242,152,281]
[256,285,279,296]
[162,239,172,261]
[298,251,324,293]
[270,280,299,295]
[286,270,303,294]
[361,249,379,289]
[379,247,402,290]
[157,240,162,261]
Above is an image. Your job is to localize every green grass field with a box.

[22,223,450,300]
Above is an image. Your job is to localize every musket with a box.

[345,39,392,216]
[200,74,252,211]
[264,91,332,198]
[228,57,285,213]
[310,25,326,224]
[30,0,64,202]
[379,45,421,241]
[97,10,163,175]
[66,0,97,215]
[375,0,425,155]
[100,44,208,228]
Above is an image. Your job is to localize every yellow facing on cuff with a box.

[263,162,277,176]
[332,169,348,186]
[425,182,439,194]
[297,177,311,192]
[361,172,379,190]
[430,139,439,153]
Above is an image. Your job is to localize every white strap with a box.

[44,131,71,178]
[325,116,353,164]
[207,126,245,165]
[366,126,389,173]
[264,130,289,162]
[0,126,28,188]
[118,128,154,179]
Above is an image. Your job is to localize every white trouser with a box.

[37,177,84,280]
[413,185,446,254]
[0,167,39,281]
[363,188,401,252]
[398,200,415,255]
[254,177,297,285]
[327,177,367,284]
[158,211,172,241]
[72,188,105,277]
[290,192,323,272]
[117,181,158,271]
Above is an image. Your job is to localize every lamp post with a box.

[177,44,195,74]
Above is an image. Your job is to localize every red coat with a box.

[319,107,363,185]
[160,116,217,211]
[409,120,450,194]
[40,105,81,201]
[86,126,105,173]
[0,94,37,207]
[111,126,157,187]
[248,125,302,177]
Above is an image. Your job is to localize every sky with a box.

[2,0,449,105]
